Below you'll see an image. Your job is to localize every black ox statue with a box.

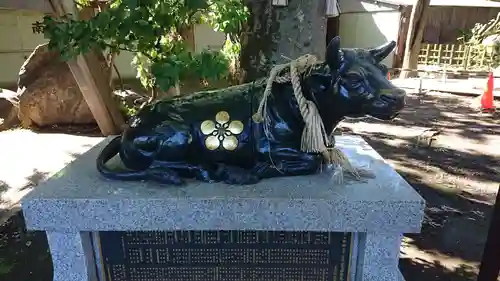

[97,37,406,185]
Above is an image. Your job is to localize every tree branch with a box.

[101,42,155,60]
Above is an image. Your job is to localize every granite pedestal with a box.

[21,135,425,281]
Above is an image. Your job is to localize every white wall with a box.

[385,0,500,7]
[0,9,46,85]
[0,9,226,86]
[339,0,398,13]
[113,51,136,79]
[114,23,227,80]
[338,0,401,66]
[194,23,227,53]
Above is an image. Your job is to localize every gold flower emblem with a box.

[200,111,244,151]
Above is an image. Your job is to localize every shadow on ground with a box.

[372,138,494,280]
[0,212,52,281]
[0,169,50,218]
[340,91,499,281]
[0,130,95,281]
[400,258,478,281]
[27,124,103,137]
[397,167,493,281]
[0,167,65,281]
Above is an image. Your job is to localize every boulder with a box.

[16,43,110,127]
[0,89,19,131]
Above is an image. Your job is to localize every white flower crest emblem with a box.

[200,111,244,151]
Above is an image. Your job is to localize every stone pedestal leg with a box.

[46,231,96,281]
[357,233,404,281]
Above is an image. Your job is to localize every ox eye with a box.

[346,74,362,82]
[349,78,363,87]
[378,64,388,74]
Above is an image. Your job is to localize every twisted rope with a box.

[253,54,360,181]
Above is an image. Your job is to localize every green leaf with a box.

[125,0,138,9]
[95,10,111,26]
[32,0,248,93]
[185,0,209,10]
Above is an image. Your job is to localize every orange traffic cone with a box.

[481,72,495,112]
[387,72,391,80]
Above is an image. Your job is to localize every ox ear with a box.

[326,36,341,75]
[369,41,397,62]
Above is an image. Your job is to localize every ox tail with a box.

[96,136,149,181]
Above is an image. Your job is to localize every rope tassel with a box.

[299,100,328,153]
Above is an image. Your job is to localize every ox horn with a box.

[326,36,341,76]
[369,41,397,62]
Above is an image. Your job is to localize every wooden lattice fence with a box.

[418,43,498,71]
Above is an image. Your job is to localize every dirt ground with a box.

[339,91,500,281]
[0,91,499,281]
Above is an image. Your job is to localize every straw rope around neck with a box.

[252,54,360,182]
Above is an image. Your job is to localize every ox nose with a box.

[380,88,405,97]
[379,88,406,107]
[380,88,405,100]
[392,88,406,97]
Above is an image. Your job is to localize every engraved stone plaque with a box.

[97,231,353,281]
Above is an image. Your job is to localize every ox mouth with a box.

[371,112,401,121]
[368,91,405,120]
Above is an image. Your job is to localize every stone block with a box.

[21,135,426,281]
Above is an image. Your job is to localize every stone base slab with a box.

[21,135,425,281]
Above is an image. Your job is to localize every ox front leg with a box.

[213,163,260,185]
[146,165,185,185]
[252,149,323,179]
[156,162,258,185]
[158,162,219,183]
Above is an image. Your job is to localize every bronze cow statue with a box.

[97,37,406,185]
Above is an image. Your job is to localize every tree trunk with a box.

[240,0,327,83]
[78,4,117,88]
[399,0,430,78]
[239,0,275,83]
[178,24,195,53]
